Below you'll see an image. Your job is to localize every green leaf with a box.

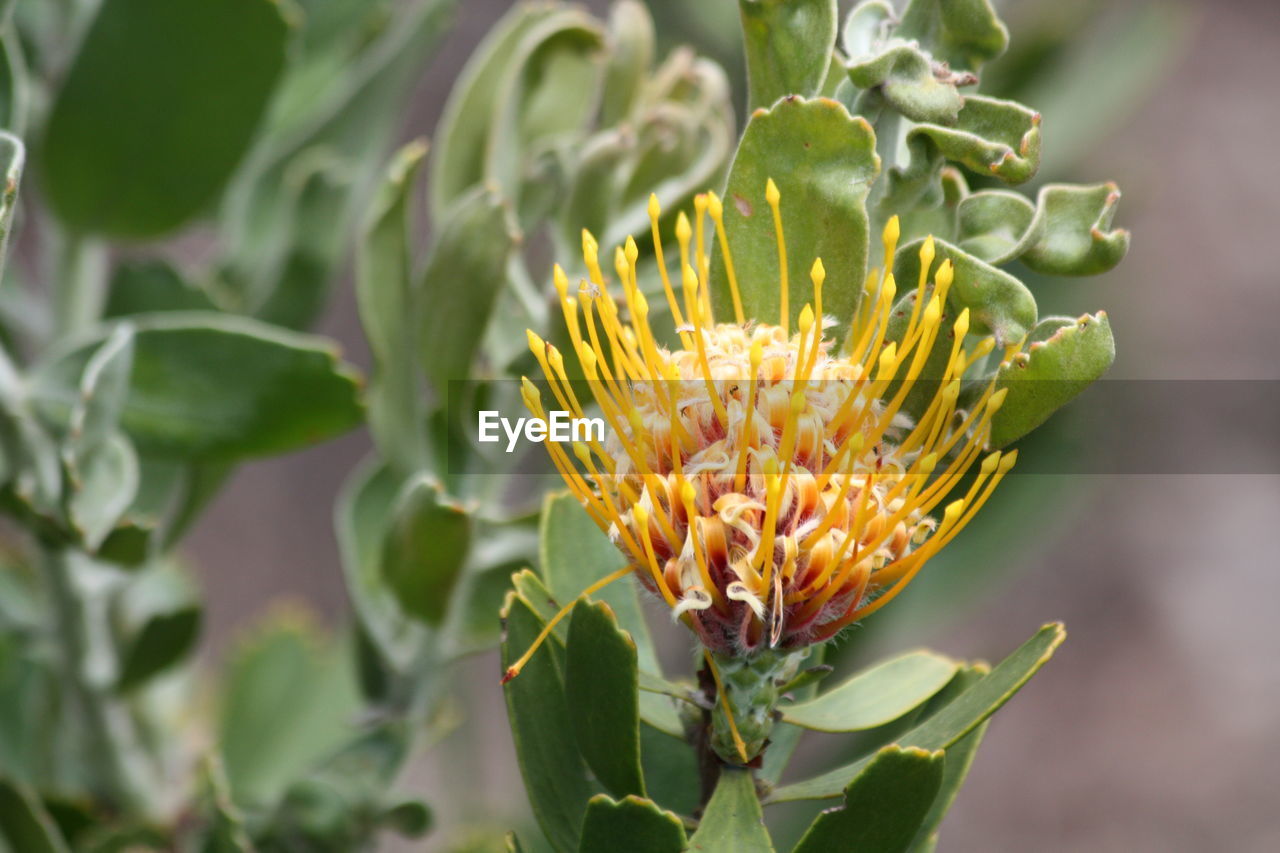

[219,615,361,806]
[112,561,201,691]
[103,260,218,318]
[198,756,253,853]
[768,623,1065,802]
[599,1,655,127]
[482,13,603,220]
[1020,183,1130,276]
[115,604,200,692]
[566,600,645,799]
[443,522,536,656]
[954,190,1036,263]
[540,492,680,738]
[0,778,69,853]
[428,3,561,216]
[782,651,957,732]
[792,746,945,853]
[846,43,967,125]
[41,0,289,237]
[420,186,520,394]
[688,768,773,852]
[65,432,139,550]
[739,0,837,110]
[895,0,1008,72]
[989,312,1114,448]
[712,97,879,337]
[358,141,428,471]
[908,719,988,850]
[0,132,22,282]
[33,313,363,460]
[501,591,594,853]
[639,724,699,816]
[381,475,471,626]
[334,460,425,674]
[894,237,1037,346]
[65,324,134,452]
[540,492,656,673]
[579,794,686,853]
[909,95,1041,185]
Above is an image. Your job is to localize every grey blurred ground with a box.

[186,1,1280,850]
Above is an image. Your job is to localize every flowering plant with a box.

[0,0,1164,850]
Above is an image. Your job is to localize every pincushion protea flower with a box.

[507,180,1016,763]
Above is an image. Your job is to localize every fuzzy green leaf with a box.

[895,0,1008,72]
[739,0,837,110]
[689,768,774,852]
[846,43,967,124]
[381,475,471,626]
[599,1,654,126]
[501,591,594,853]
[335,460,425,676]
[219,617,360,806]
[909,95,1041,185]
[1020,183,1130,276]
[566,601,646,799]
[420,186,520,394]
[579,794,686,853]
[769,623,1065,802]
[792,746,945,853]
[428,4,561,215]
[65,432,138,550]
[989,312,1115,448]
[782,651,958,732]
[955,190,1036,263]
[895,238,1037,346]
[908,719,988,849]
[713,97,879,336]
[539,492,680,738]
[41,0,289,237]
[359,141,429,472]
[114,565,201,691]
[33,314,363,460]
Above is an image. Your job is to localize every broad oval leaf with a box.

[579,794,685,853]
[501,590,594,853]
[567,600,645,799]
[909,95,1041,185]
[712,96,879,337]
[782,650,958,732]
[739,0,838,110]
[32,313,363,460]
[792,745,945,853]
[1021,183,1130,276]
[41,0,289,237]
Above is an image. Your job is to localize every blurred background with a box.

[173,0,1280,850]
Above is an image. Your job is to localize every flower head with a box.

[510,181,1014,678]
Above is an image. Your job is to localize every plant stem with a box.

[53,232,108,338]
[42,545,149,812]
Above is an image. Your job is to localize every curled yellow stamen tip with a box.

[647,193,661,220]
[526,329,543,352]
[624,236,639,264]
[553,264,570,298]
[954,307,971,338]
[582,228,598,260]
[810,258,826,286]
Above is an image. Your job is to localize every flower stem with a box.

[53,231,107,338]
